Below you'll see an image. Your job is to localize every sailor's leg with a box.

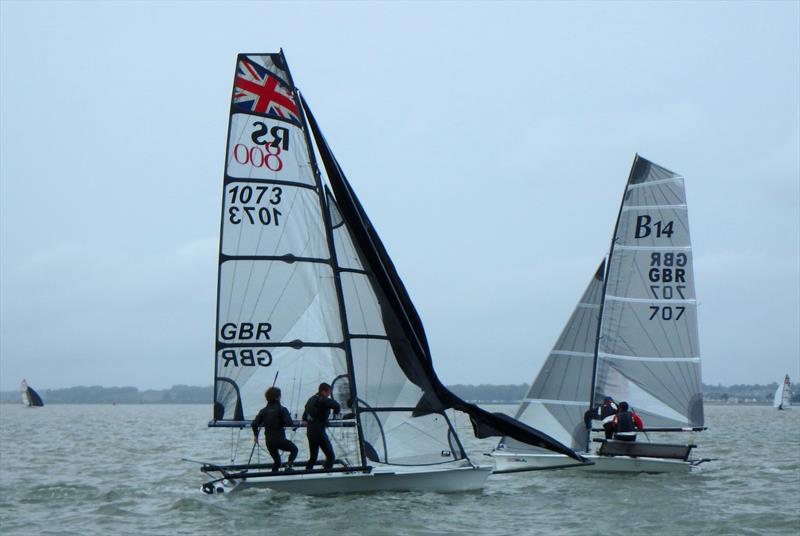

[305,430,320,470]
[275,437,298,466]
[319,432,335,470]
[285,439,299,466]
[267,442,282,472]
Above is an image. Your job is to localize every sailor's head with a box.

[602,396,613,405]
[265,387,281,403]
[318,382,332,397]
[618,401,629,412]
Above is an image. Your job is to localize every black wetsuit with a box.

[584,402,618,439]
[302,394,341,470]
[251,402,298,471]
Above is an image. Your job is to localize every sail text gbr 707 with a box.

[197,51,586,495]
[492,155,710,474]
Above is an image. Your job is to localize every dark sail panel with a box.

[303,96,583,461]
[27,386,44,407]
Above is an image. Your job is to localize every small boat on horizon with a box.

[774,375,792,410]
[20,379,44,408]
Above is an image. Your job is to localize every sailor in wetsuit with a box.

[251,387,298,472]
[584,396,619,439]
[612,401,644,442]
[302,382,341,471]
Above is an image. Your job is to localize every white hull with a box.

[212,462,492,496]
[491,451,692,474]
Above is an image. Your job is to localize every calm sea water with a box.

[0,404,797,536]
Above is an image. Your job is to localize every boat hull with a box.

[213,463,492,495]
[491,451,692,474]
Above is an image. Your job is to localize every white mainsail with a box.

[593,156,704,429]
[213,53,347,434]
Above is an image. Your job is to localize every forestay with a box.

[593,156,704,429]
[501,262,605,453]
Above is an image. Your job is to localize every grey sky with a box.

[1,1,798,391]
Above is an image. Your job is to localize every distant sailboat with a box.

[20,380,44,407]
[491,155,710,473]
[774,375,792,410]
[197,51,583,495]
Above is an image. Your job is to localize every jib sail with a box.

[501,261,605,453]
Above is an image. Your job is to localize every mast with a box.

[283,50,367,468]
[586,154,640,444]
[211,57,241,422]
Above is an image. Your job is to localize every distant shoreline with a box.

[2,382,792,406]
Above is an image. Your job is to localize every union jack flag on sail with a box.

[233,56,300,121]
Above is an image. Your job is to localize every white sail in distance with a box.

[774,375,791,409]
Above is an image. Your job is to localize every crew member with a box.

[584,396,618,439]
[302,382,341,471]
[612,401,644,442]
[252,386,298,472]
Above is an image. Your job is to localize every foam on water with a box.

[0,404,797,535]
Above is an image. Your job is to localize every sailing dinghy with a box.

[774,375,792,410]
[198,51,583,495]
[491,155,709,474]
[20,380,44,407]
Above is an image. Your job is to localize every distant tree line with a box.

[1,382,796,404]
[0,385,211,404]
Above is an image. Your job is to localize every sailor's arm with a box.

[327,398,341,415]
[281,407,293,428]
[251,409,263,441]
